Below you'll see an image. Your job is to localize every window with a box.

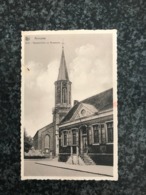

[72,131,76,145]
[57,86,61,104]
[62,88,67,103]
[81,109,86,116]
[68,130,72,146]
[93,125,99,143]
[107,122,113,143]
[63,131,67,146]
[88,126,93,145]
[101,124,106,144]
[45,135,50,148]
[61,130,79,147]
[71,129,79,145]
[82,126,87,135]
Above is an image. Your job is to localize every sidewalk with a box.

[36,160,113,177]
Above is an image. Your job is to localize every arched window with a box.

[45,135,50,148]
[62,88,67,103]
[57,87,61,104]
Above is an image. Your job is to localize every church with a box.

[33,45,71,157]
[33,46,114,166]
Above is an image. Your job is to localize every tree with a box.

[24,128,33,153]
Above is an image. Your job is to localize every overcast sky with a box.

[23,31,115,137]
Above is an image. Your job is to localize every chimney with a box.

[74,100,79,105]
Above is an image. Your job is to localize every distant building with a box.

[33,46,114,166]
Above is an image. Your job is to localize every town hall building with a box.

[33,46,114,166]
[58,88,113,166]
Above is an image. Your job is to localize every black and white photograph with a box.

[21,30,117,180]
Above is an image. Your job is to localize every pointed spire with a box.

[57,44,69,81]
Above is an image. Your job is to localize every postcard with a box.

[21,30,118,180]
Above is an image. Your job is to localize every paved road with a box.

[24,159,102,177]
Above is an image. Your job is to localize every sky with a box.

[23,31,115,137]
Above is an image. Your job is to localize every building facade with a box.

[58,89,113,166]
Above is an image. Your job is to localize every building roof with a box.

[33,122,54,138]
[61,88,113,123]
[81,103,98,113]
[82,88,113,111]
[57,47,69,81]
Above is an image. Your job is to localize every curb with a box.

[35,162,113,177]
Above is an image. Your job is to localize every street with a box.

[24,159,106,177]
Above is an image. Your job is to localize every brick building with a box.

[58,89,113,166]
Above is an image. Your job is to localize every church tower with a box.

[53,44,72,156]
[53,45,72,124]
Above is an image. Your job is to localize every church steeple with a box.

[57,46,69,81]
[53,45,72,123]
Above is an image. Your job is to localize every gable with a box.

[61,88,113,124]
[71,103,98,120]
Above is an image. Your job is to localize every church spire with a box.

[57,44,69,81]
[53,43,72,122]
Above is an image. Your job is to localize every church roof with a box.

[61,88,113,123]
[57,47,69,81]
[33,122,54,138]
